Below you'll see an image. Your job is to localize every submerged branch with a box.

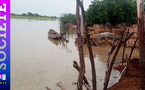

[73,61,90,86]
[45,87,52,90]
[56,82,67,90]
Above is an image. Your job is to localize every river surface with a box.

[11,19,139,90]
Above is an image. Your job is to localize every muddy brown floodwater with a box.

[11,19,139,90]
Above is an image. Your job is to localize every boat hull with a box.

[48,29,61,39]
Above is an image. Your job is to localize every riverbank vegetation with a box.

[11,12,58,20]
[86,0,137,26]
[59,13,76,40]
[59,0,137,27]
[59,13,76,25]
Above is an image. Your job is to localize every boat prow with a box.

[48,29,61,39]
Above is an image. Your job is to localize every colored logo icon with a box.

[0,74,6,80]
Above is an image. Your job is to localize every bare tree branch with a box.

[73,61,90,86]
[84,84,92,90]
[122,42,126,71]
[107,43,117,70]
[104,28,134,90]
[126,37,138,75]
[56,82,67,90]
[45,87,52,90]
[122,32,134,43]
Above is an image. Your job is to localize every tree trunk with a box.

[76,2,85,90]
[76,0,97,90]
[136,0,145,89]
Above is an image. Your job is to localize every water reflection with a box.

[48,27,139,89]
[75,43,139,62]
[11,19,139,90]
[75,43,99,58]
[48,37,71,53]
[48,37,60,46]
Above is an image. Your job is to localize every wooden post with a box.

[76,1,85,90]
[76,0,97,90]
[73,61,90,85]
[122,42,126,71]
[80,0,84,36]
[73,61,92,90]
[136,0,145,89]
[103,28,134,90]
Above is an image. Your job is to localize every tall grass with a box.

[11,15,58,21]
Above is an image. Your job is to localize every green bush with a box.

[59,13,76,25]
[86,0,137,26]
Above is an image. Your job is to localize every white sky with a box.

[11,0,93,17]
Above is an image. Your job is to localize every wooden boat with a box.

[48,29,61,39]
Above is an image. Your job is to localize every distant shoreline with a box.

[11,15,58,21]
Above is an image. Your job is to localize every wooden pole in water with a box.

[76,1,85,90]
[81,0,83,36]
[73,61,90,85]
[136,0,145,89]
[76,0,97,90]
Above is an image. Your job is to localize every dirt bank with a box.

[109,58,141,90]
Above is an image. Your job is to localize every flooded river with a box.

[11,19,139,90]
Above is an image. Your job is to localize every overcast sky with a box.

[11,0,93,17]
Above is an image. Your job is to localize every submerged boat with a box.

[48,29,61,39]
